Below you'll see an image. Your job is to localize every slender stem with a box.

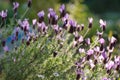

[21,8,30,20]
[83,29,90,38]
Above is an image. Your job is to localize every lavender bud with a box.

[85,38,91,45]
[88,17,93,28]
[97,31,103,39]
[13,2,19,13]
[69,20,77,33]
[3,46,9,52]
[28,0,32,8]
[32,19,37,28]
[26,41,30,46]
[99,38,105,51]
[59,4,66,18]
[0,10,7,20]
[1,40,6,47]
[53,51,58,57]
[81,24,84,31]
[99,19,106,31]
[37,11,45,23]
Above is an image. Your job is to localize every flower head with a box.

[3,46,9,52]
[0,10,7,19]
[59,4,66,17]
[87,49,94,55]
[13,2,19,12]
[28,0,32,7]
[99,19,106,31]
[32,19,37,26]
[37,11,45,23]
[88,17,93,28]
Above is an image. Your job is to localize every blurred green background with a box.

[0,0,120,43]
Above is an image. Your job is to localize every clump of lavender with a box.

[0,1,119,80]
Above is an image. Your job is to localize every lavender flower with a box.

[88,17,93,28]
[89,59,95,69]
[99,19,106,31]
[97,31,103,39]
[107,36,117,52]
[0,10,7,19]
[32,19,37,29]
[37,22,47,33]
[94,46,100,53]
[59,4,66,18]
[32,19,37,26]
[85,38,91,45]
[28,0,32,8]
[101,77,111,80]
[37,11,45,23]
[86,49,94,60]
[13,2,19,12]
[78,35,83,43]
[102,52,108,64]
[79,48,85,53]
[3,46,9,52]
[62,14,69,29]
[105,60,114,73]
[76,69,84,80]
[1,40,6,47]
[81,24,84,31]
[19,19,30,32]
[87,49,94,55]
[48,8,58,25]
[69,20,77,33]
[99,38,105,51]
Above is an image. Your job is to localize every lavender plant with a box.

[0,0,120,80]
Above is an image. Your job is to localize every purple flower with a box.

[99,19,106,31]
[85,38,91,45]
[101,77,111,80]
[81,24,84,31]
[94,46,100,53]
[87,49,94,55]
[76,69,84,80]
[48,8,56,18]
[78,36,83,43]
[99,38,105,44]
[79,48,85,53]
[86,49,94,60]
[102,52,107,59]
[19,19,30,32]
[114,56,120,64]
[48,8,58,25]
[3,46,9,52]
[97,31,103,38]
[37,11,45,23]
[59,4,65,13]
[105,60,114,70]
[32,19,37,29]
[109,36,117,44]
[59,4,66,18]
[88,17,93,28]
[14,27,20,37]
[38,11,45,18]
[89,59,95,69]
[69,20,77,33]
[99,38,105,51]
[37,22,47,33]
[107,36,117,51]
[1,40,6,47]
[13,2,19,12]
[28,0,32,7]
[0,10,7,19]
